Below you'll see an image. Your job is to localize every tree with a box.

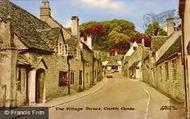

[108,41,130,54]
[130,33,151,47]
[80,19,137,51]
[145,21,167,36]
[108,30,129,43]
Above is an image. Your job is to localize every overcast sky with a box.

[11,0,179,32]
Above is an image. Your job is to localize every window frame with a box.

[63,44,68,56]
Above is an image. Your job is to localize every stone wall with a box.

[70,58,83,90]
[0,20,18,107]
[82,46,94,89]
[142,54,184,102]
[25,52,70,100]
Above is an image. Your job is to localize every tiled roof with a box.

[39,28,61,50]
[151,36,168,51]
[109,55,124,61]
[106,59,120,66]
[130,61,140,68]
[156,36,182,64]
[105,55,123,66]
[124,56,130,62]
[66,36,78,56]
[17,54,31,66]
[17,54,48,68]
[142,47,150,60]
[49,16,72,36]
[0,1,53,52]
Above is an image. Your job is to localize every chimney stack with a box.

[71,16,79,37]
[87,36,92,50]
[40,1,51,21]
[166,17,175,36]
[142,38,145,47]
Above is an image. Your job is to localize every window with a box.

[63,44,68,56]
[59,71,68,86]
[79,70,82,85]
[70,72,74,85]
[0,36,3,48]
[73,48,80,59]
[133,47,137,51]
[160,66,162,82]
[187,41,190,55]
[165,62,169,81]
[86,73,89,83]
[58,43,63,55]
[172,59,177,80]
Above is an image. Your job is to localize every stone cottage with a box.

[40,1,84,93]
[0,0,103,107]
[103,54,123,73]
[0,0,74,107]
[93,51,103,83]
[142,35,169,85]
[40,1,103,91]
[142,17,184,102]
[122,41,148,79]
[81,36,103,88]
[122,42,139,77]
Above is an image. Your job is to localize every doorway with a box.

[35,69,45,103]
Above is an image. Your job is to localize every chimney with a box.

[80,37,84,42]
[40,1,51,21]
[114,50,118,56]
[86,36,92,50]
[71,16,79,37]
[166,17,175,36]
[142,38,145,47]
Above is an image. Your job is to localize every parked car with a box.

[106,70,113,78]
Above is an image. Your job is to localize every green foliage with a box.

[130,33,151,47]
[145,21,167,36]
[108,31,129,43]
[80,19,137,53]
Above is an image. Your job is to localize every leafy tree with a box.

[109,41,130,54]
[108,31,129,43]
[130,33,151,47]
[145,21,167,36]
[80,19,137,52]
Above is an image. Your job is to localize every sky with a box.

[11,0,179,32]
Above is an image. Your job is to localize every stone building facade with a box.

[0,0,103,107]
[81,43,94,89]
[122,42,148,79]
[179,0,190,117]
[142,18,184,102]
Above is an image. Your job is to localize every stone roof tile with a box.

[39,28,61,50]
[0,1,53,52]
[156,36,182,64]
[151,36,168,51]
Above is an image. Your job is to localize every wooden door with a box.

[36,69,45,103]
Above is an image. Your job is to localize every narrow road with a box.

[49,73,185,119]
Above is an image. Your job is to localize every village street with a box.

[49,73,185,119]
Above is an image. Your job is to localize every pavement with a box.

[141,82,185,119]
[37,77,108,108]
[39,73,185,119]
